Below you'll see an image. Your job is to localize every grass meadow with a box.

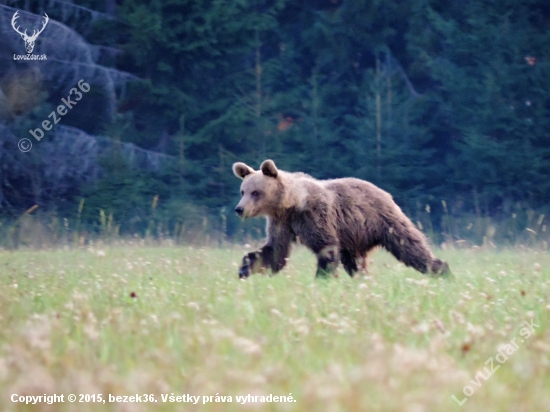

[0,243,549,412]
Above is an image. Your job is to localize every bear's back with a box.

[322,177,394,208]
[283,172,399,221]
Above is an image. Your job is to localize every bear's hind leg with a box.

[340,249,358,277]
[431,258,450,276]
[380,221,450,276]
[357,251,370,274]
[381,222,442,274]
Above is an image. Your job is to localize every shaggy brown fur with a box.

[233,159,450,279]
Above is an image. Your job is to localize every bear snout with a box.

[235,206,244,217]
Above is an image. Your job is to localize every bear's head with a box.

[232,159,280,218]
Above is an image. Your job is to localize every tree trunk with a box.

[375,56,382,180]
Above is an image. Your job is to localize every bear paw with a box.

[239,252,261,279]
[431,259,451,277]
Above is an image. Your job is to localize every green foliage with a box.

[3,0,550,244]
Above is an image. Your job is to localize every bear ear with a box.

[233,162,255,179]
[260,159,278,178]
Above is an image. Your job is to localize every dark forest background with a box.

[1,0,550,248]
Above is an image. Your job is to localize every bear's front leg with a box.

[238,220,295,279]
[238,246,273,278]
[315,245,340,278]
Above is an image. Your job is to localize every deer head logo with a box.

[11,11,49,54]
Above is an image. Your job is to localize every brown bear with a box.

[233,159,450,279]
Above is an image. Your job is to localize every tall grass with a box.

[0,245,549,411]
[2,213,550,252]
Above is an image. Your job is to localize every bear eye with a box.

[240,190,244,197]
[251,190,260,197]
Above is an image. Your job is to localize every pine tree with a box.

[409,0,550,217]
